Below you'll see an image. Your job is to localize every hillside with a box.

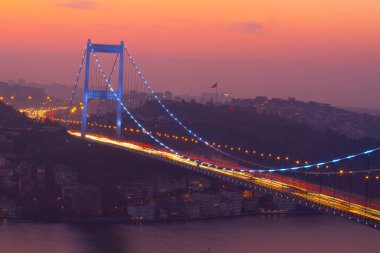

[0,101,35,128]
[124,100,380,163]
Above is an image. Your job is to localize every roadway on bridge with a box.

[68,130,380,224]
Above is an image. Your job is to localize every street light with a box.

[365,175,370,214]
[70,107,77,113]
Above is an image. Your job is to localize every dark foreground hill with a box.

[0,102,35,128]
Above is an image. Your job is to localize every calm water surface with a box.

[0,215,379,253]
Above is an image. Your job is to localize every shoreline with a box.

[1,210,319,225]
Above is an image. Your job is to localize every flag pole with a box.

[215,85,218,104]
[211,82,218,104]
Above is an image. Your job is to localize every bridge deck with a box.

[68,130,380,229]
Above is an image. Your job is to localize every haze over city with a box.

[1,0,380,108]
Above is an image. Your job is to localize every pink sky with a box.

[1,0,380,108]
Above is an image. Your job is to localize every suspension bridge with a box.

[48,40,380,229]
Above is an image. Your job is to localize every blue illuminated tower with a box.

[81,39,124,138]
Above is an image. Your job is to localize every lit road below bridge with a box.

[68,130,380,229]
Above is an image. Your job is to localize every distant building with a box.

[272,195,297,212]
[164,91,173,100]
[0,135,13,151]
[127,203,155,221]
[0,198,18,218]
[221,191,243,216]
[53,165,78,187]
[193,193,221,217]
[0,81,46,106]
[189,177,210,192]
[0,82,10,98]
[72,185,102,217]
[0,167,15,189]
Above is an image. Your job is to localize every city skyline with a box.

[1,0,380,109]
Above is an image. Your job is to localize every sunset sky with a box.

[1,0,380,108]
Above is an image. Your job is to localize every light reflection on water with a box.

[0,215,379,253]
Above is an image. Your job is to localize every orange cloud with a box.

[52,0,97,10]
[231,22,264,33]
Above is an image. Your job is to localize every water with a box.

[0,215,379,253]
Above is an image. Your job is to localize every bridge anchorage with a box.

[58,39,380,230]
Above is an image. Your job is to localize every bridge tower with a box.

[81,39,124,138]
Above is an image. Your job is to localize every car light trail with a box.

[68,130,380,224]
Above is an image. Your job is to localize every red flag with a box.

[211,82,217,88]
